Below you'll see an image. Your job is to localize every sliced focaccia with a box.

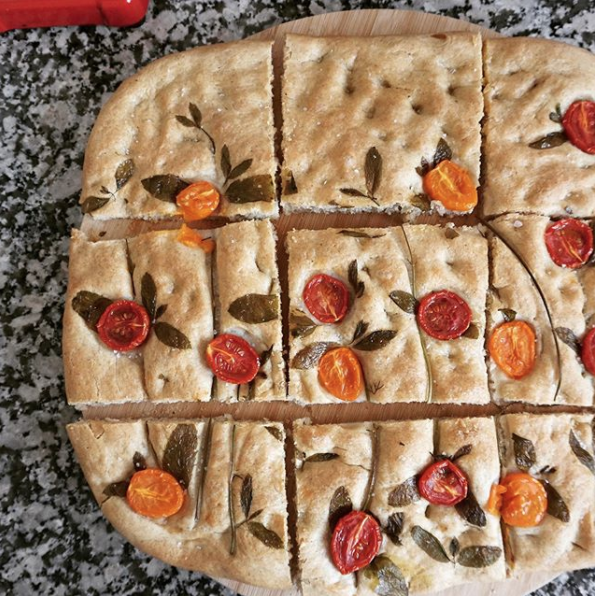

[63,229,214,406]
[293,417,505,596]
[286,227,428,404]
[488,214,594,405]
[498,413,595,575]
[213,220,285,401]
[483,37,595,217]
[281,33,483,215]
[80,41,277,221]
[67,418,292,589]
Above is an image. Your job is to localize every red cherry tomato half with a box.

[562,100,595,155]
[417,290,472,340]
[581,328,595,376]
[97,299,150,352]
[303,274,350,324]
[545,218,593,269]
[206,333,260,384]
[418,459,469,506]
[331,510,382,575]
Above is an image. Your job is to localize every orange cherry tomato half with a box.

[581,328,595,376]
[488,321,536,380]
[418,459,469,506]
[177,223,216,253]
[562,100,595,155]
[176,180,220,222]
[318,347,363,402]
[331,510,382,575]
[417,289,472,340]
[303,273,350,324]
[206,333,260,384]
[545,218,593,269]
[96,299,150,352]
[494,472,548,528]
[422,159,478,212]
[126,468,185,519]
[486,483,507,517]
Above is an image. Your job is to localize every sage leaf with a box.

[284,171,298,195]
[291,342,338,369]
[290,309,317,338]
[352,321,370,344]
[133,452,147,471]
[449,537,460,559]
[241,474,253,519]
[550,105,562,123]
[220,144,231,179]
[362,555,409,596]
[529,131,567,149]
[81,195,110,214]
[354,330,397,351]
[385,512,405,546]
[175,115,196,128]
[189,103,202,127]
[340,188,367,197]
[103,480,129,498]
[228,293,279,324]
[433,138,452,166]
[416,157,431,177]
[462,322,480,339]
[388,476,420,507]
[259,345,273,367]
[365,146,382,196]
[389,290,418,314]
[115,159,135,190]
[141,175,189,202]
[339,230,384,239]
[512,433,537,472]
[305,453,339,463]
[348,259,365,298]
[72,291,113,329]
[451,444,472,461]
[411,526,450,563]
[540,480,570,523]
[455,489,487,527]
[569,430,595,475]
[264,426,283,442]
[499,308,517,322]
[555,327,580,354]
[141,272,157,321]
[457,545,502,568]
[228,159,253,181]
[246,522,283,549]
[226,174,274,203]
[411,193,431,211]
[153,322,191,350]
[328,486,353,531]
[155,304,168,320]
[162,424,198,489]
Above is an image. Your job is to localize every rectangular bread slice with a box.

[281,33,483,214]
[483,37,595,217]
[498,413,595,575]
[81,40,277,221]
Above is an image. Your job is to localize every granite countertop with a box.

[1,1,594,594]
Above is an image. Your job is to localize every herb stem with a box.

[362,424,379,512]
[195,419,212,524]
[228,424,237,555]
[201,127,216,155]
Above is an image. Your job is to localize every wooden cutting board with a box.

[80,8,561,596]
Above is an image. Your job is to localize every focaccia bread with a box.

[499,413,595,576]
[213,220,285,401]
[281,33,483,214]
[483,37,595,217]
[294,417,505,596]
[80,41,277,221]
[488,215,594,405]
[67,418,292,589]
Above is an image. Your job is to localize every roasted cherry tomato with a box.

[488,472,548,527]
[176,180,220,222]
[418,459,468,506]
[331,510,382,574]
[303,273,350,324]
[581,328,595,376]
[422,159,478,212]
[206,333,260,384]
[177,223,216,253]
[562,100,595,155]
[318,347,363,402]
[545,218,593,269]
[417,289,472,340]
[96,299,150,352]
[488,320,536,380]
[126,468,185,519]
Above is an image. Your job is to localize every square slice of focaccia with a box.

[64,229,214,406]
[213,220,285,401]
[293,417,505,596]
[67,418,292,589]
[483,37,595,217]
[80,40,277,221]
[499,413,595,575]
[488,214,594,405]
[281,33,483,214]
[286,227,428,404]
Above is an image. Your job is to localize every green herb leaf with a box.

[540,479,570,523]
[291,342,339,369]
[385,512,405,546]
[411,526,450,563]
[416,157,431,178]
[433,138,452,167]
[569,430,595,475]
[284,170,298,195]
[388,476,420,507]
[115,159,135,190]
[176,115,197,128]
[228,159,253,181]
[290,309,318,338]
[340,188,368,197]
[189,103,202,127]
[411,193,431,211]
[462,322,480,339]
[457,545,502,568]
[550,105,563,123]
[241,474,253,519]
[103,480,129,498]
[449,537,460,559]
[246,522,283,549]
[133,452,147,471]
[329,486,353,531]
[155,304,168,320]
[162,424,198,489]
[228,293,279,324]
[455,488,487,527]
[81,195,110,214]
[529,131,567,149]
[305,453,339,463]
[141,272,157,321]
[153,322,191,350]
[365,146,382,196]
[226,174,274,203]
[499,308,517,322]
[352,321,370,344]
[348,259,365,298]
[220,144,231,180]
[362,555,409,596]
[555,327,580,354]
[264,426,283,442]
[141,175,189,202]
[71,291,113,329]
[389,290,418,314]
[339,230,384,239]
[354,330,397,351]
[512,433,537,472]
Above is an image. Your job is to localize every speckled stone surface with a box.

[1,1,594,594]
